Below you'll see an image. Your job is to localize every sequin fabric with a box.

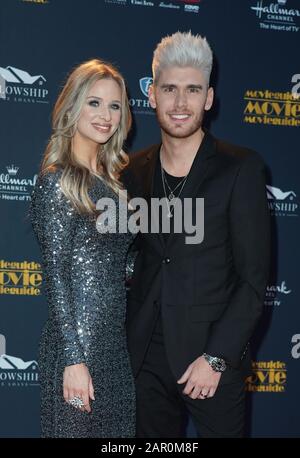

[29,169,136,438]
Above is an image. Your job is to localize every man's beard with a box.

[156,109,204,139]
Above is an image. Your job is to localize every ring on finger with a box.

[68,396,85,409]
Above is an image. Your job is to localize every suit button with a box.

[163,257,171,264]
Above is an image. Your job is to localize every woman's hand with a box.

[63,363,95,413]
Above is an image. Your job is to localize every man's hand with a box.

[177,355,222,399]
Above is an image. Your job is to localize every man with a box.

[123,31,270,438]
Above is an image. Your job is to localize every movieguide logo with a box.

[0,260,42,295]
[243,89,300,126]
[246,361,287,392]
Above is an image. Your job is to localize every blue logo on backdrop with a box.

[139,77,153,97]
[129,76,154,115]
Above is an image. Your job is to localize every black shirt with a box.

[153,155,185,242]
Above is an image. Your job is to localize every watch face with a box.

[203,354,226,372]
[212,359,226,372]
[216,361,226,372]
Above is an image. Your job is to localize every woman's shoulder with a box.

[30,166,75,217]
[31,167,66,206]
[38,165,63,183]
[35,166,64,193]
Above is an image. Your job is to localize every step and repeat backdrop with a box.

[0,0,299,438]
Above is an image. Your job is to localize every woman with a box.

[30,59,135,437]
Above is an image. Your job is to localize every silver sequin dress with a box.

[30,169,136,438]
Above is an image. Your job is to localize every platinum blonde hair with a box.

[41,59,131,215]
[152,31,213,86]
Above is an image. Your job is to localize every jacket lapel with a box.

[179,131,216,200]
[139,145,166,250]
[143,145,159,201]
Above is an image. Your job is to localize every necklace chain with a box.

[160,148,189,218]
[163,170,187,201]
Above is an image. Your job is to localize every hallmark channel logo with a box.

[264,280,292,306]
[243,88,300,127]
[291,334,300,359]
[129,76,154,115]
[0,259,42,296]
[0,65,49,104]
[250,0,300,33]
[0,164,37,202]
[266,185,298,217]
[246,360,287,392]
[0,335,39,388]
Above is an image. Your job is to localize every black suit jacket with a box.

[123,131,270,384]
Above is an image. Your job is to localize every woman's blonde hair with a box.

[41,59,131,215]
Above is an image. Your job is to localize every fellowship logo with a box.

[246,360,287,392]
[0,259,42,296]
[266,185,298,217]
[129,76,154,115]
[0,164,37,202]
[250,0,300,33]
[264,281,291,306]
[0,65,49,104]
[0,335,39,388]
[243,88,300,127]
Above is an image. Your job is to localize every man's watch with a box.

[202,353,227,372]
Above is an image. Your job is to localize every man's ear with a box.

[148,84,157,109]
[205,87,214,111]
